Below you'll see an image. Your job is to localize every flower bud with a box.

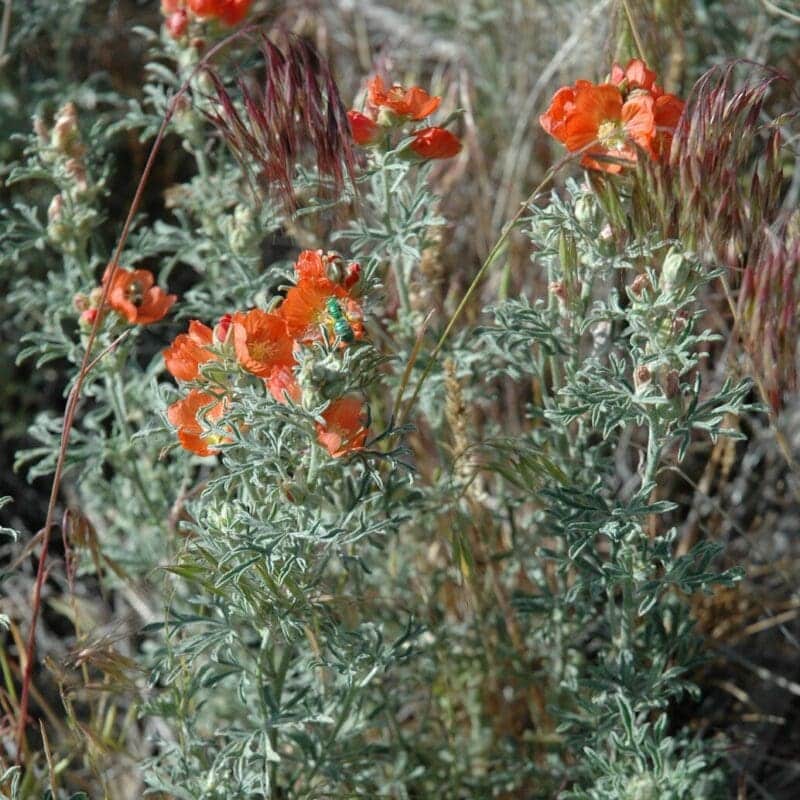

[227,205,258,255]
[630,273,650,297]
[549,280,566,302]
[660,247,689,292]
[80,308,99,328]
[663,369,681,399]
[166,9,189,38]
[213,313,233,344]
[671,310,689,335]
[343,261,361,290]
[47,193,64,223]
[65,158,89,193]
[51,102,84,158]
[634,364,652,392]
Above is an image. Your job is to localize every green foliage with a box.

[2,3,790,799]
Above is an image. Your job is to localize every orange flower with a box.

[316,396,368,457]
[409,127,462,159]
[652,92,685,157]
[103,265,176,325]
[294,249,330,283]
[293,249,361,290]
[187,0,251,24]
[167,389,228,456]
[266,365,301,404]
[542,82,655,173]
[347,110,380,145]
[611,58,660,95]
[231,309,295,379]
[541,63,684,173]
[163,321,215,382]
[280,275,364,344]
[367,76,441,121]
[539,80,592,141]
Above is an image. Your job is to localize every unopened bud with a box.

[47,193,64,223]
[343,261,361,290]
[51,102,84,158]
[166,9,189,38]
[80,308,99,328]
[65,158,88,192]
[228,205,257,255]
[634,364,652,392]
[671,310,689,335]
[660,247,689,292]
[630,273,650,297]
[73,292,89,312]
[213,313,232,344]
[322,251,344,284]
[663,369,681,399]
[549,280,566,301]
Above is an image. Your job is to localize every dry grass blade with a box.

[203,33,357,209]
[635,60,800,410]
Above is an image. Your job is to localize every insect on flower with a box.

[326,297,355,343]
[102,264,176,325]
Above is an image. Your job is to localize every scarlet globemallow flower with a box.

[611,58,660,95]
[540,62,684,173]
[367,76,441,121]
[231,309,295,379]
[652,92,685,157]
[347,110,380,146]
[163,321,215,382]
[281,251,364,343]
[316,396,368,457]
[187,0,251,25]
[541,82,655,173]
[294,249,361,289]
[280,276,364,344]
[266,365,301,404]
[167,389,228,456]
[409,127,462,160]
[103,265,176,325]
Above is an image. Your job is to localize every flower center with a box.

[597,119,626,149]
[249,341,276,362]
[126,280,146,307]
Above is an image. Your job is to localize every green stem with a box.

[398,158,565,425]
[105,371,162,521]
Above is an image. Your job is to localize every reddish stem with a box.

[14,23,259,762]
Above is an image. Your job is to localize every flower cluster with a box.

[160,0,252,38]
[347,76,462,160]
[75,265,176,328]
[164,250,368,458]
[540,59,684,173]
